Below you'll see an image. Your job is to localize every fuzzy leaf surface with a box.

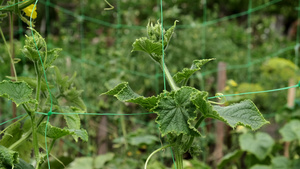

[213,100,269,130]
[173,59,215,84]
[42,48,62,70]
[61,107,83,142]
[0,80,35,106]
[239,132,274,161]
[37,122,88,142]
[132,37,162,62]
[279,120,300,142]
[101,82,158,110]
[0,145,19,168]
[191,91,223,119]
[6,76,54,91]
[163,20,178,47]
[14,159,34,169]
[153,87,200,137]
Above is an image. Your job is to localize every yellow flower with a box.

[228,79,238,87]
[127,151,132,156]
[22,2,37,19]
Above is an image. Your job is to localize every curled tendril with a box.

[208,93,227,105]
[104,0,114,10]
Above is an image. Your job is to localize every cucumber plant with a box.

[101,21,269,169]
[0,29,88,169]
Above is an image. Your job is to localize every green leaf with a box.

[14,159,34,169]
[250,165,271,169]
[239,132,274,161]
[0,122,32,163]
[0,145,19,168]
[190,91,222,118]
[271,156,291,169]
[101,82,158,110]
[292,159,300,169]
[21,46,40,61]
[6,76,54,92]
[213,100,269,130]
[94,153,115,168]
[0,122,22,147]
[132,37,162,62]
[218,150,243,169]
[63,88,86,111]
[279,120,300,142]
[15,141,32,163]
[164,20,178,47]
[42,48,62,70]
[66,157,93,169]
[0,80,36,106]
[128,135,159,146]
[61,107,82,131]
[153,87,200,137]
[173,59,215,84]
[37,122,88,142]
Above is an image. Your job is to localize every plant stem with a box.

[32,60,42,165]
[174,147,183,169]
[144,144,173,169]
[119,109,128,150]
[184,116,206,151]
[0,28,17,81]
[34,62,42,111]
[195,115,206,129]
[160,60,179,91]
[31,114,40,164]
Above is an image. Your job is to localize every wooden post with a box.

[9,13,17,119]
[211,62,226,165]
[97,116,108,154]
[284,78,296,158]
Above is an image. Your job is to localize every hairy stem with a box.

[32,60,42,165]
[174,148,183,169]
[31,115,40,164]
[160,60,179,91]
[144,144,173,169]
[34,61,41,111]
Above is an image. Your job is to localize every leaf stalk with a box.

[160,60,179,91]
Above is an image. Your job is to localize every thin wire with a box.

[0,114,26,126]
[202,0,207,58]
[208,84,299,99]
[45,115,50,169]
[247,0,252,83]
[34,0,281,29]
[0,0,30,10]
[160,0,166,92]
[160,1,176,168]
[295,0,300,67]
[29,0,53,168]
[34,112,154,116]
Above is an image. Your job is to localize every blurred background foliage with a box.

[1,0,300,168]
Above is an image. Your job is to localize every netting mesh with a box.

[0,0,300,168]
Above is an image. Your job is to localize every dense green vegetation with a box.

[0,0,300,168]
